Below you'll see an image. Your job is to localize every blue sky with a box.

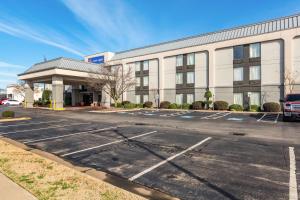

[0,0,299,89]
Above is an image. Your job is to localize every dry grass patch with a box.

[0,139,146,200]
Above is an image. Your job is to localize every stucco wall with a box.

[292,37,300,83]
[214,48,233,87]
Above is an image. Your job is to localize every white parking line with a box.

[289,147,298,200]
[257,113,279,123]
[0,119,67,128]
[61,130,158,157]
[257,113,267,122]
[24,126,117,144]
[0,122,90,136]
[202,112,231,120]
[129,137,212,181]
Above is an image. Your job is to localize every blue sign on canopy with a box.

[88,56,104,64]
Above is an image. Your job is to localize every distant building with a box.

[0,88,6,99]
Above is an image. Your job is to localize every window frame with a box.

[176,73,183,85]
[186,72,195,84]
[233,45,244,60]
[249,43,261,58]
[187,94,194,104]
[233,93,243,106]
[143,60,149,71]
[176,94,183,105]
[176,55,183,67]
[136,95,141,104]
[135,62,141,72]
[136,77,141,87]
[143,76,149,87]
[143,95,149,103]
[233,67,244,81]
[249,65,261,81]
[187,53,195,66]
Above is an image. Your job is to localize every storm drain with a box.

[231,132,246,136]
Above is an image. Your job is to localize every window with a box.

[143,76,149,87]
[136,95,141,104]
[135,62,141,71]
[176,55,183,67]
[143,95,149,103]
[249,43,261,58]
[187,94,194,104]
[136,77,141,87]
[176,94,183,104]
[234,67,243,81]
[187,72,195,84]
[250,92,261,106]
[187,53,195,65]
[234,93,243,105]
[233,45,244,60]
[249,66,261,80]
[143,61,149,71]
[176,73,183,84]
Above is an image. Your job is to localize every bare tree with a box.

[13,80,39,98]
[88,63,136,107]
[284,69,299,95]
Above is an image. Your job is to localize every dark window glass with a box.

[286,94,300,101]
[234,46,244,60]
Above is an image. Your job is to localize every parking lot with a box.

[106,109,283,124]
[0,114,298,200]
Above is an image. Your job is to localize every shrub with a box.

[192,101,204,110]
[121,101,131,105]
[160,101,171,109]
[250,105,261,112]
[182,103,191,109]
[42,90,52,102]
[229,104,243,111]
[168,103,178,109]
[124,103,136,109]
[2,111,15,118]
[143,101,153,108]
[263,102,281,112]
[214,101,229,110]
[136,103,143,108]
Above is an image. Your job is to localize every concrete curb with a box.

[0,117,31,122]
[0,137,179,200]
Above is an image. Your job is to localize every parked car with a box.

[0,98,8,105]
[281,93,300,121]
[2,99,22,106]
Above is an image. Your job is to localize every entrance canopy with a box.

[18,57,109,110]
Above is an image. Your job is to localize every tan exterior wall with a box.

[215,48,233,87]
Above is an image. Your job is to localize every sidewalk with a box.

[0,172,37,200]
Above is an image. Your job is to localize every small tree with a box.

[42,89,52,103]
[88,64,136,107]
[204,89,213,109]
[284,69,299,95]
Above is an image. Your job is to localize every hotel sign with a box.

[88,55,104,64]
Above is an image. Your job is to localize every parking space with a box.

[0,117,297,200]
[112,109,283,124]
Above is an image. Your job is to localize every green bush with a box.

[42,90,52,102]
[250,105,261,112]
[181,103,191,109]
[192,101,204,110]
[263,102,281,112]
[121,101,131,105]
[168,103,178,109]
[124,103,136,109]
[160,101,171,109]
[143,101,153,108]
[2,111,15,118]
[214,101,229,110]
[229,104,243,111]
[136,103,143,108]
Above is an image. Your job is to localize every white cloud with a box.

[62,0,150,51]
[0,61,25,69]
[0,72,17,78]
[0,18,85,57]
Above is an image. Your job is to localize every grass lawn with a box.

[0,139,146,200]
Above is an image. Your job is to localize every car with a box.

[0,98,8,105]
[2,99,22,106]
[281,93,300,121]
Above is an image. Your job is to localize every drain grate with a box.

[231,132,246,136]
[135,123,147,126]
